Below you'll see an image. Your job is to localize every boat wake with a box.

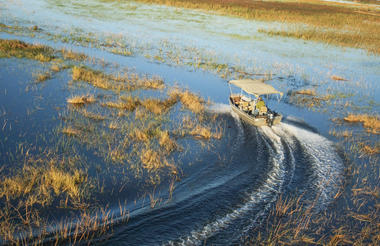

[103,112,343,245]
[163,115,343,245]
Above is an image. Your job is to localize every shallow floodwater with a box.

[0,0,379,245]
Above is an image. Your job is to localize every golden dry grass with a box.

[35,71,51,82]
[331,75,348,81]
[295,89,316,96]
[140,76,165,90]
[62,126,81,136]
[159,130,178,153]
[329,129,353,138]
[50,64,61,72]
[140,149,169,171]
[108,121,119,129]
[169,88,204,114]
[61,48,87,61]
[189,125,212,139]
[140,96,178,115]
[102,100,138,111]
[80,109,105,121]
[344,114,380,134]
[0,39,54,61]
[72,66,165,92]
[135,0,380,53]
[360,144,380,155]
[72,66,117,90]
[0,160,87,204]
[130,128,150,142]
[67,95,96,105]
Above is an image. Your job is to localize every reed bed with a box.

[344,114,380,134]
[169,88,205,114]
[67,95,96,105]
[72,66,165,92]
[288,90,333,109]
[34,71,52,82]
[61,48,88,61]
[0,39,54,61]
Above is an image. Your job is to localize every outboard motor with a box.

[268,113,274,127]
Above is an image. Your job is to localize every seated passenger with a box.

[256,97,265,111]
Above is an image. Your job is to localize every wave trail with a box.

[165,126,287,245]
[276,123,344,208]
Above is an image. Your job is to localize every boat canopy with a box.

[229,79,283,97]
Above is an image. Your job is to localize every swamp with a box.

[0,0,379,245]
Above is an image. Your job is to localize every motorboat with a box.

[228,79,282,127]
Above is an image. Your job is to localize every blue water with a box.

[1,0,378,245]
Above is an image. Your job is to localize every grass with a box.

[331,75,348,81]
[67,95,96,105]
[140,96,178,115]
[102,100,139,111]
[359,143,380,155]
[288,89,333,109]
[159,130,178,153]
[0,154,89,229]
[135,0,380,53]
[62,126,81,137]
[295,89,316,96]
[0,39,55,61]
[344,114,380,134]
[80,109,106,121]
[72,66,165,92]
[140,148,168,171]
[0,37,226,244]
[329,129,353,138]
[169,88,205,114]
[61,48,88,61]
[34,71,52,82]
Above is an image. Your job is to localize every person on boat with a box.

[256,97,265,110]
[256,97,268,115]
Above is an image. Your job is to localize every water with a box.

[0,0,378,245]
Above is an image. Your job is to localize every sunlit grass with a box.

[169,88,205,114]
[67,95,96,105]
[344,114,380,134]
[62,126,81,136]
[295,89,316,96]
[61,47,88,61]
[72,66,165,92]
[34,71,52,82]
[0,39,55,61]
[135,0,380,53]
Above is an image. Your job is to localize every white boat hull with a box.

[229,96,282,127]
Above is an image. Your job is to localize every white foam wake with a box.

[206,103,231,114]
[165,122,342,245]
[276,123,343,207]
[165,126,287,246]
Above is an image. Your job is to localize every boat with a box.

[228,79,283,127]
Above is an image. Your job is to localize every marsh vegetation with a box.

[136,0,380,53]
[0,38,223,244]
[0,0,379,244]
